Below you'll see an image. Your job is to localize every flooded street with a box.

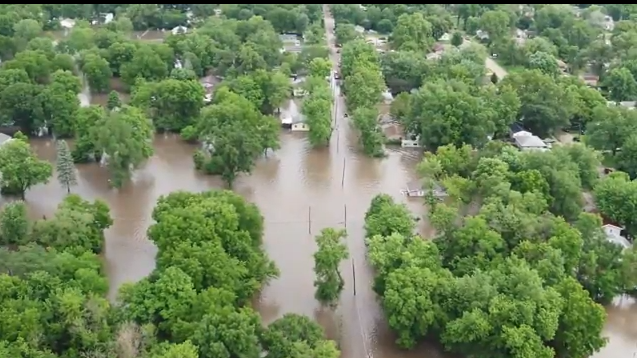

[6,7,634,358]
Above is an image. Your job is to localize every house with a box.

[381,90,393,104]
[513,132,548,151]
[439,33,452,42]
[293,87,308,97]
[174,59,183,69]
[203,93,212,104]
[354,25,365,34]
[0,133,13,146]
[104,13,114,24]
[60,18,76,29]
[290,116,309,132]
[476,30,489,41]
[171,26,188,35]
[280,115,293,129]
[402,181,448,198]
[401,134,421,148]
[214,8,222,16]
[580,74,599,87]
[607,101,637,110]
[602,224,631,249]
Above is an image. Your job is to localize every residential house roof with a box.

[406,181,448,196]
[0,133,12,145]
[171,26,188,35]
[514,134,547,148]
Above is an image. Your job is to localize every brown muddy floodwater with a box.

[8,8,635,358]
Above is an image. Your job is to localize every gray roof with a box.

[0,133,12,145]
[407,180,448,197]
[515,135,546,148]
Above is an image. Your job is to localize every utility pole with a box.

[341,157,346,188]
[352,258,356,296]
[308,206,312,234]
[344,204,347,229]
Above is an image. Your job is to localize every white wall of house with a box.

[291,123,309,132]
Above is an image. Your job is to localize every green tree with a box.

[31,194,112,254]
[528,51,560,77]
[451,31,463,47]
[0,201,29,245]
[4,50,52,84]
[364,194,415,238]
[42,86,80,138]
[392,12,434,51]
[261,314,339,358]
[193,89,278,186]
[313,228,349,308]
[132,78,204,131]
[106,90,121,111]
[0,136,52,198]
[81,53,112,93]
[13,19,42,41]
[121,45,169,86]
[301,80,332,147]
[93,105,154,187]
[501,69,575,138]
[352,107,384,157]
[308,57,332,79]
[55,140,77,193]
[605,66,637,102]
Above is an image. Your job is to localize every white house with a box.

[291,116,309,132]
[401,134,421,148]
[293,88,308,97]
[602,224,631,249]
[171,26,188,35]
[402,181,448,198]
[60,18,76,29]
[439,33,452,42]
[476,29,489,41]
[513,131,548,151]
[0,133,13,146]
[354,25,365,34]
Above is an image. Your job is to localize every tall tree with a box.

[0,133,52,199]
[93,105,154,187]
[313,228,349,308]
[56,140,77,193]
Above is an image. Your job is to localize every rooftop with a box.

[514,134,547,148]
[0,133,12,145]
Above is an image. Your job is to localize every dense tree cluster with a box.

[0,4,331,189]
[0,132,52,198]
[301,75,332,147]
[192,88,281,187]
[0,194,114,357]
[119,190,339,358]
[313,228,349,308]
[331,4,453,42]
[365,141,637,357]
[340,40,385,156]
[0,190,341,358]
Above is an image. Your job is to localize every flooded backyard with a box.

[5,8,637,358]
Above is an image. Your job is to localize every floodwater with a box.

[6,6,635,358]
